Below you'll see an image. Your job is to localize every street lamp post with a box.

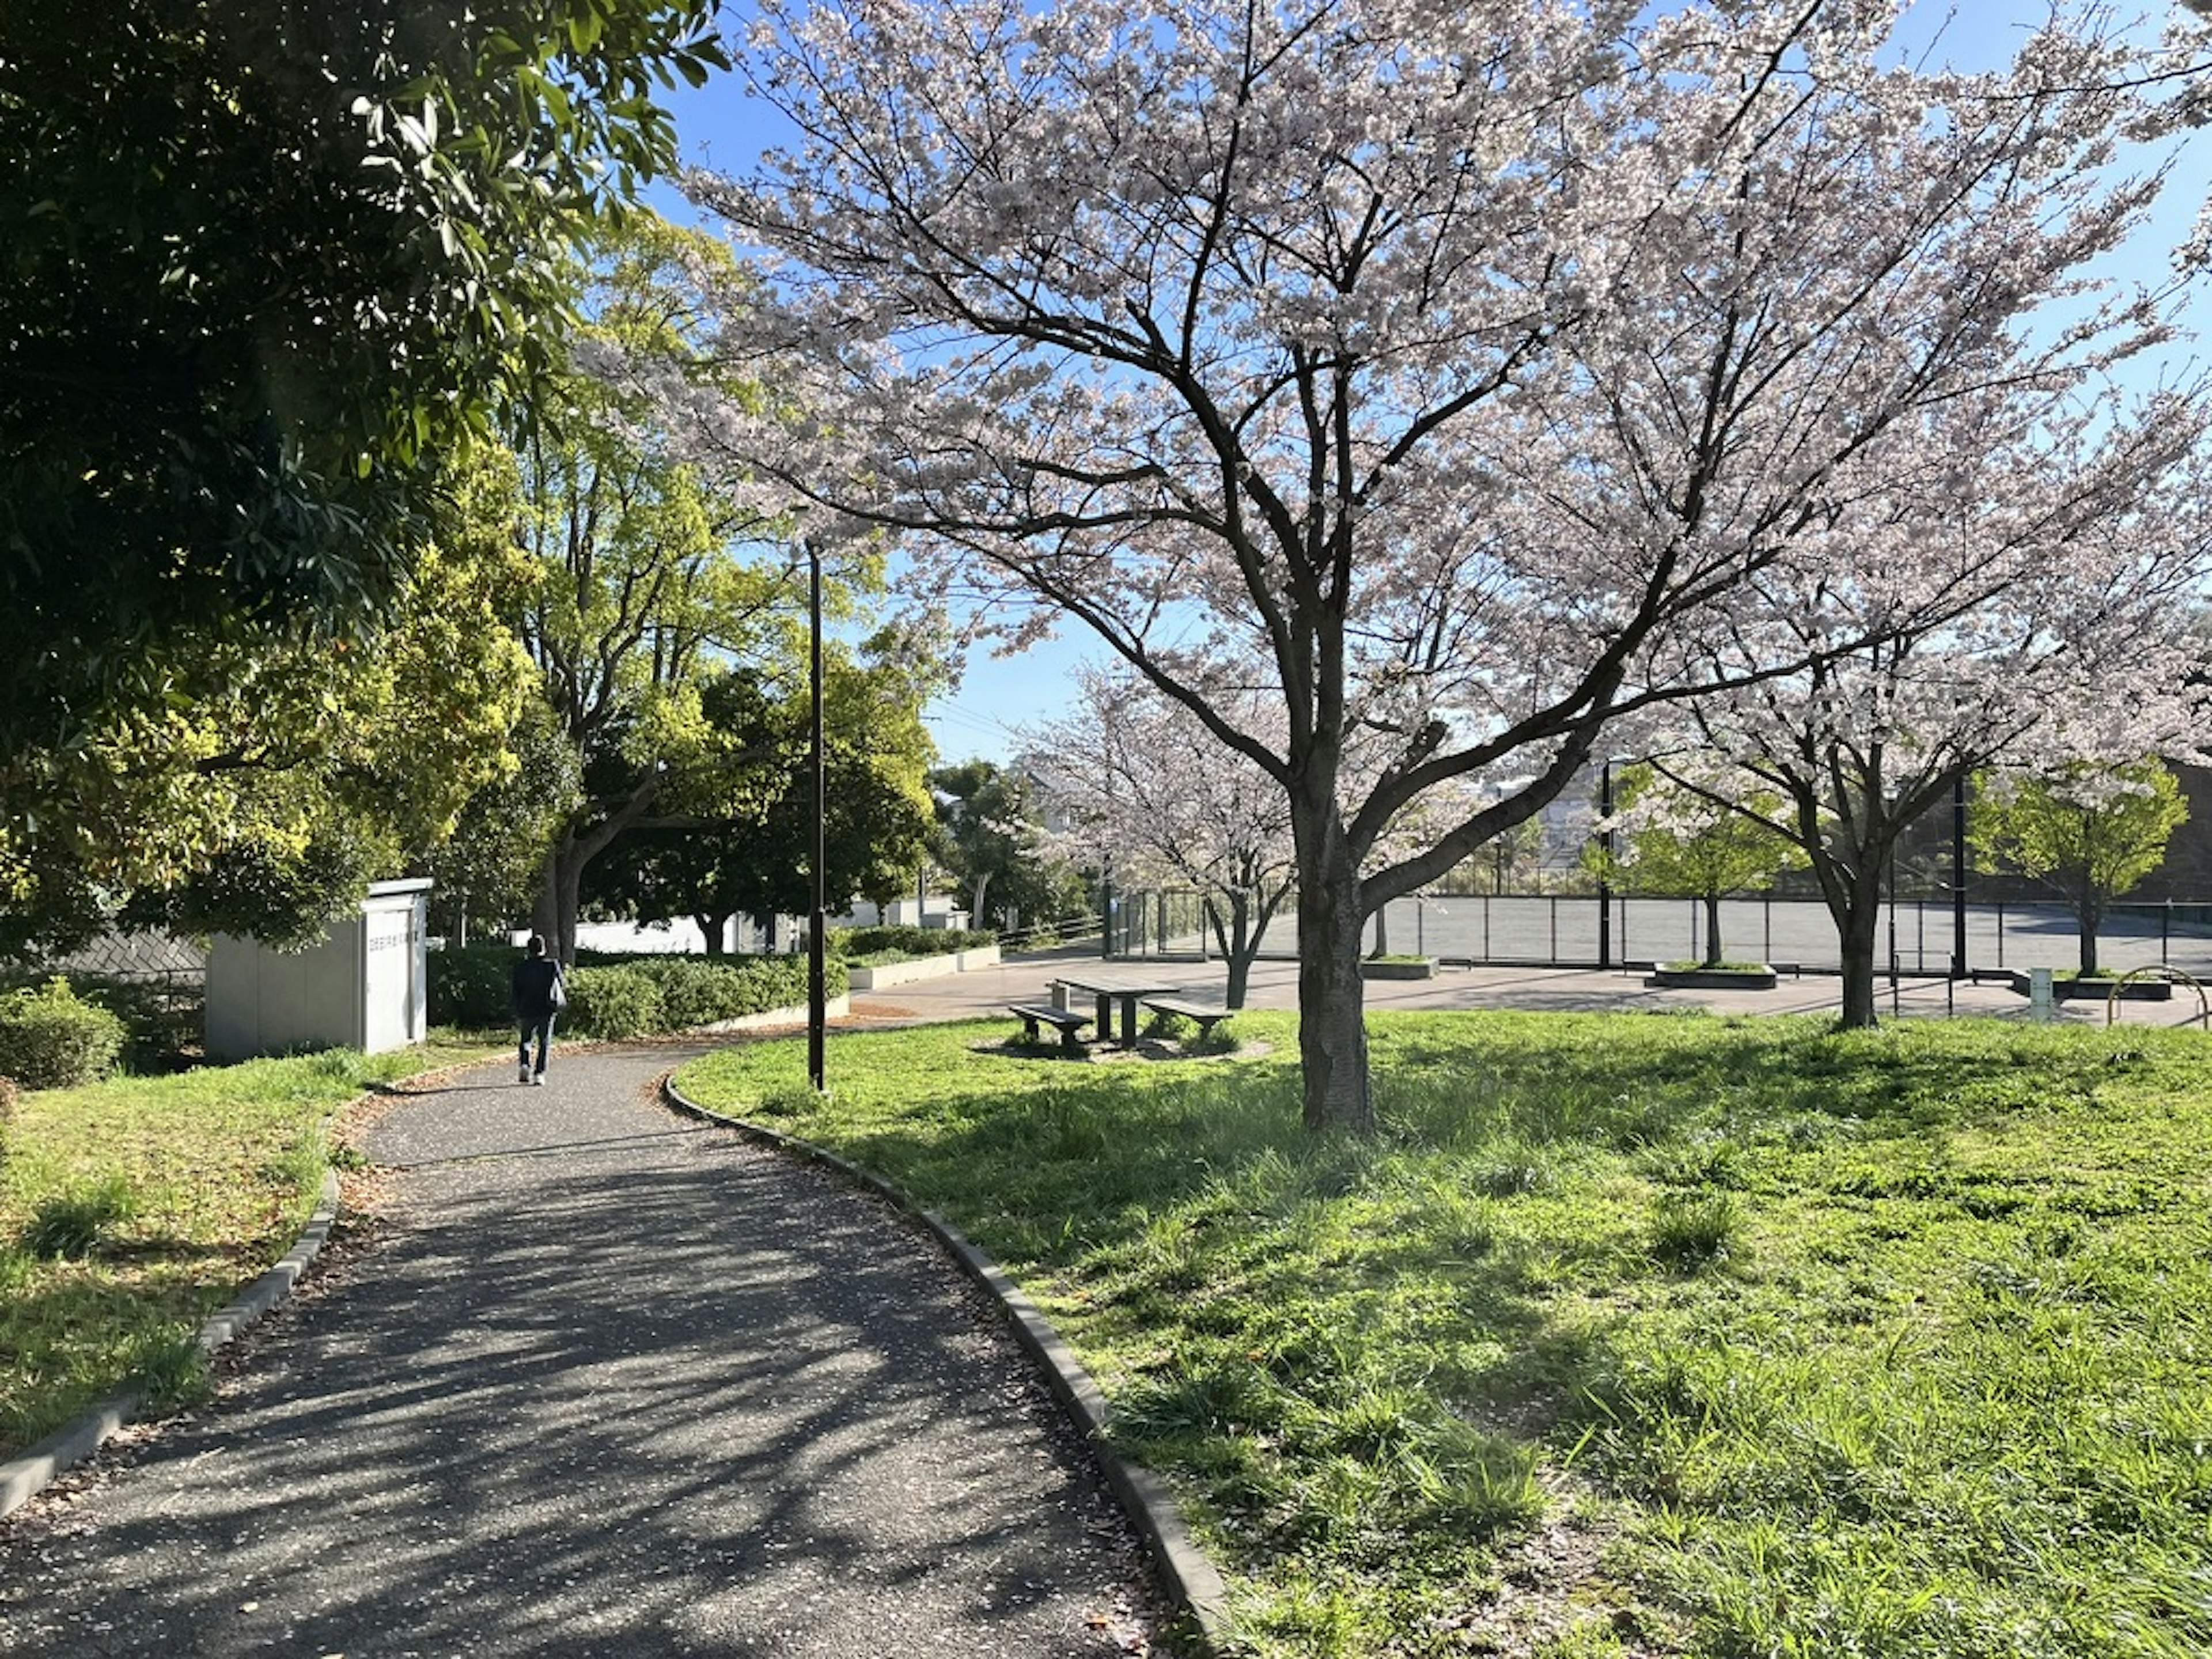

[807,539,827,1093]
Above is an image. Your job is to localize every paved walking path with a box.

[0,1045,1165,1657]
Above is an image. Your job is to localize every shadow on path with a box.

[0,1048,1164,1658]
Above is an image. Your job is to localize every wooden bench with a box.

[1139,996,1234,1037]
[1008,1003,1092,1054]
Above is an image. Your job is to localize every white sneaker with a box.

[532,1073,546,1086]
[519,1065,531,1084]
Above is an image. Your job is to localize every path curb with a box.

[661,1078,1236,1658]
[0,1171,342,1521]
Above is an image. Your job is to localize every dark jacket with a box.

[512,956,565,1020]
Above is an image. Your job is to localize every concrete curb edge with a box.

[0,1170,342,1522]
[661,1077,1236,1658]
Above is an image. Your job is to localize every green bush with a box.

[592,952,844,1025]
[830,924,994,963]
[70,975,202,1074]
[0,978,127,1089]
[562,965,663,1039]
[426,944,516,1029]
[430,945,846,1038]
[627,956,741,1028]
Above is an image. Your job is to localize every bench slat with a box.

[1139,997,1232,1027]
[1008,1003,1092,1054]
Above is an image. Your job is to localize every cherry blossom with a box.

[629,0,2199,1126]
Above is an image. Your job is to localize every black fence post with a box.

[1952,773,1969,980]
[1597,760,1614,969]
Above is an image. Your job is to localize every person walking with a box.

[510,935,566,1085]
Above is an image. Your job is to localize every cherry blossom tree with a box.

[1028,669,1298,1009]
[637,0,2184,1130]
[1641,427,2212,1026]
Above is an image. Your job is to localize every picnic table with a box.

[1054,970,1185,1048]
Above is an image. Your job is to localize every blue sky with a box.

[647,0,2212,766]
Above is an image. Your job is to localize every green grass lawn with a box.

[675,1012,2212,1659]
[0,1037,495,1459]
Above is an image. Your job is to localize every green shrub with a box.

[1145,1009,1195,1041]
[562,965,663,1039]
[426,944,517,1029]
[0,978,127,1088]
[432,945,846,1039]
[830,924,994,962]
[635,957,738,1027]
[25,975,204,1074]
[582,952,843,1027]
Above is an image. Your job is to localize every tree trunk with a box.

[1834,872,1885,1029]
[529,778,669,969]
[1218,892,1255,1009]
[2079,898,2103,978]
[1291,805,1374,1135]
[1702,892,1724,968]
[695,914,729,957]
[532,860,565,960]
[543,838,588,967]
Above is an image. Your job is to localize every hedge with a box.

[563,964,662,1039]
[0,978,128,1089]
[830,924,995,962]
[427,946,843,1037]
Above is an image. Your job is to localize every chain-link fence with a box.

[1105,889,2212,981]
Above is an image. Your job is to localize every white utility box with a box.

[206,878,432,1061]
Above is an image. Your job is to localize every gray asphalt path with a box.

[0,1045,1164,1657]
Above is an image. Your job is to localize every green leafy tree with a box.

[516,213,895,961]
[931,761,1085,934]
[0,1,725,759]
[6,450,533,954]
[0,1,724,946]
[1591,764,1807,968]
[1972,761,2188,976]
[415,703,585,946]
[588,650,937,950]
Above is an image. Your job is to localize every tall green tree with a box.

[127,452,537,949]
[517,213,896,961]
[588,649,937,950]
[1972,761,2189,976]
[414,702,584,946]
[0,0,724,944]
[0,1,725,752]
[931,761,1084,934]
